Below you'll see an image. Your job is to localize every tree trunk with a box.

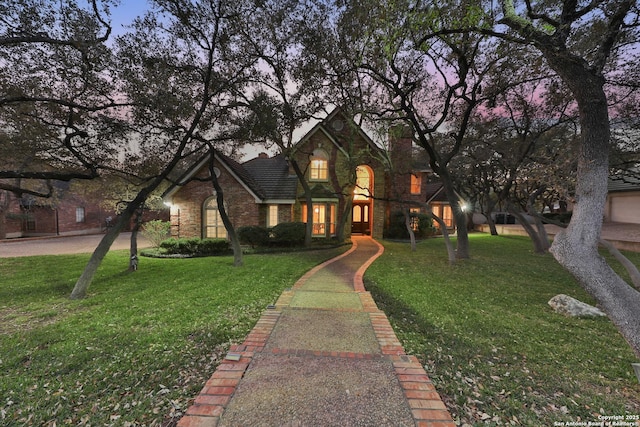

[129,207,143,271]
[508,206,549,254]
[534,216,550,249]
[403,208,417,252]
[337,196,353,242]
[432,212,456,264]
[599,239,640,290]
[290,160,314,246]
[208,151,243,267]
[71,205,137,299]
[547,58,640,357]
[440,169,469,259]
[483,197,499,236]
[486,213,498,236]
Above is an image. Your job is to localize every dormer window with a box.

[309,149,328,181]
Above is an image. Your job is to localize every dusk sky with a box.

[109,1,151,35]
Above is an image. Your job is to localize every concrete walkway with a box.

[177,236,455,427]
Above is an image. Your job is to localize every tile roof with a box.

[242,154,298,201]
[609,172,640,192]
[218,153,267,200]
[425,182,446,202]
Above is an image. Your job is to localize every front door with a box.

[352,201,371,235]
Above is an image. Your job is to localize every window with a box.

[204,197,226,238]
[354,166,372,200]
[410,208,420,231]
[309,149,328,181]
[26,214,36,231]
[76,207,85,223]
[329,204,336,235]
[302,202,336,237]
[442,205,453,228]
[267,205,279,227]
[410,174,422,195]
[312,204,326,236]
[432,204,453,228]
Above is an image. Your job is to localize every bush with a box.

[141,220,171,248]
[384,211,435,239]
[237,226,270,248]
[197,238,231,255]
[270,222,306,246]
[159,237,230,256]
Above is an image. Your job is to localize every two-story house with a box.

[162,108,436,240]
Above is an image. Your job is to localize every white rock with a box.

[548,294,606,318]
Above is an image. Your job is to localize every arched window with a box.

[203,196,226,239]
[353,166,372,200]
[309,149,328,181]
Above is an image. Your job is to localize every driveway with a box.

[0,233,151,258]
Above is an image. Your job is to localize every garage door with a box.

[610,193,640,224]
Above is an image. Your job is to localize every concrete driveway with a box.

[0,233,151,258]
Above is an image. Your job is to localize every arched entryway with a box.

[352,165,373,235]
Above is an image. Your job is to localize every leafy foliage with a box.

[384,210,435,239]
[159,238,230,256]
[237,226,271,248]
[142,220,171,248]
[270,222,307,246]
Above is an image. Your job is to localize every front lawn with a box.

[0,248,346,426]
[365,234,640,426]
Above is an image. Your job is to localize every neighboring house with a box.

[0,187,112,239]
[0,181,168,240]
[604,172,640,224]
[163,108,434,240]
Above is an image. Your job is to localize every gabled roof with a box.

[163,151,266,202]
[294,107,384,158]
[243,154,297,201]
[163,107,385,204]
[425,182,447,203]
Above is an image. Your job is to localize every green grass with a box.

[365,234,640,426]
[0,248,346,426]
[2,236,640,426]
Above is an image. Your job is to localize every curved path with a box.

[178,236,454,427]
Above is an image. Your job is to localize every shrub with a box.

[237,226,270,248]
[141,220,171,248]
[197,238,231,255]
[270,222,306,246]
[414,213,436,238]
[384,210,434,239]
[159,237,230,256]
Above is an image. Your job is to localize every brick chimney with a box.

[258,152,269,159]
[389,124,413,174]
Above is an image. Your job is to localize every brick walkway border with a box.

[177,238,455,427]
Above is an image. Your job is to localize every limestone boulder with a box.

[548,294,606,318]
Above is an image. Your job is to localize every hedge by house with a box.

[384,210,435,239]
[159,238,231,256]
